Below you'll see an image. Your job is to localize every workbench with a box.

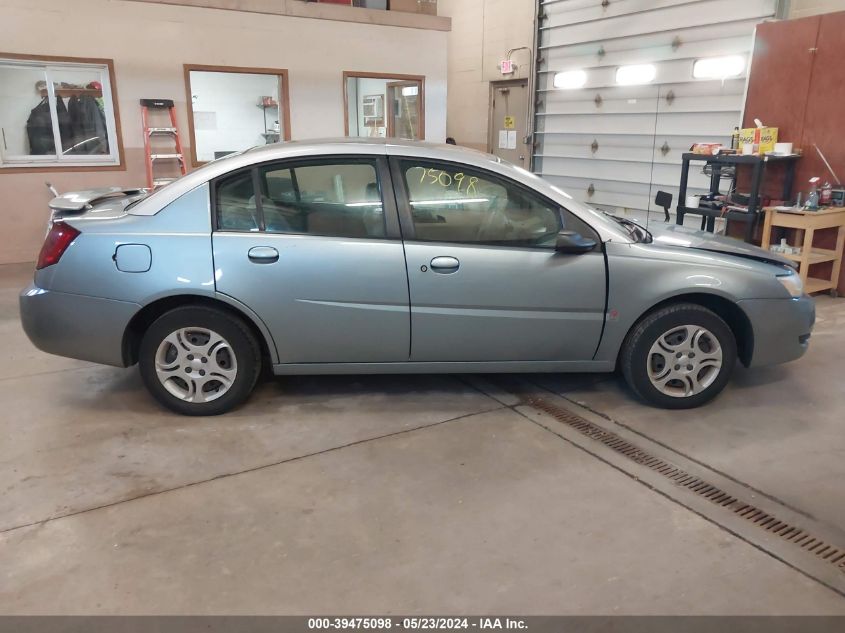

[761,206,845,296]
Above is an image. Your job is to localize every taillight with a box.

[36,221,80,270]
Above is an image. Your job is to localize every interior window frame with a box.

[0,52,124,172]
[342,71,426,140]
[211,154,402,241]
[389,156,600,249]
[183,64,292,168]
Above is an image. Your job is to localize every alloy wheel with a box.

[647,324,723,398]
[154,327,238,403]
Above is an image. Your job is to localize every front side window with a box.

[216,159,385,239]
[399,160,564,247]
[0,56,121,168]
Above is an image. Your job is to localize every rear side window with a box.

[215,159,385,239]
[216,171,260,232]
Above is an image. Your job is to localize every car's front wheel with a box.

[139,306,261,416]
[620,303,737,409]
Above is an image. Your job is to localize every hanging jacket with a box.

[66,94,108,154]
[25,98,53,155]
[25,97,73,155]
[67,95,83,149]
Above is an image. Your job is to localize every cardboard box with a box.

[390,0,436,14]
[418,0,437,15]
[738,126,778,155]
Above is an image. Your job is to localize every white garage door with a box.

[533,0,778,224]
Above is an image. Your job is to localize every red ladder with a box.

[140,98,186,189]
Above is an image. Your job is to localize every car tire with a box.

[620,303,737,409]
[138,306,262,416]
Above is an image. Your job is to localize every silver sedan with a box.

[20,139,814,415]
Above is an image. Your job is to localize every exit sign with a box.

[500,59,514,74]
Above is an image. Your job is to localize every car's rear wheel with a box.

[620,303,737,409]
[139,306,261,416]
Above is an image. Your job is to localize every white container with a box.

[773,142,793,155]
[686,195,700,209]
[742,144,755,156]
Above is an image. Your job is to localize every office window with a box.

[185,65,291,166]
[0,55,122,169]
[344,72,424,140]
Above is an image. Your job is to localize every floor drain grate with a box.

[522,393,845,574]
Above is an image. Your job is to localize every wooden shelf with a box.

[761,206,845,297]
[39,88,103,98]
[806,277,834,294]
[781,247,838,265]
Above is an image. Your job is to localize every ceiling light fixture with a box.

[553,70,587,90]
[615,64,656,86]
[693,55,746,80]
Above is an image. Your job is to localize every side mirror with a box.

[555,230,597,254]
[655,190,673,222]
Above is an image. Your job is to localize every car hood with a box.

[647,224,795,268]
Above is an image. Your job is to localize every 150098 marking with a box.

[415,166,480,196]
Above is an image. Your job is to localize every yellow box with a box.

[738,127,778,155]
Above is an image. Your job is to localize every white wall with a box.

[0,0,447,263]
[438,0,535,152]
[789,0,845,18]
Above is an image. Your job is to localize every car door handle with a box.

[429,256,460,274]
[248,246,279,264]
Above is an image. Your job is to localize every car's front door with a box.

[392,157,606,362]
[212,156,410,364]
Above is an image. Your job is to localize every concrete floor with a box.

[1,261,844,614]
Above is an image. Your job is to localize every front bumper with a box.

[737,295,815,367]
[19,284,140,367]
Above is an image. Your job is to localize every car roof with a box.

[125,137,628,244]
[241,137,494,160]
[129,138,503,216]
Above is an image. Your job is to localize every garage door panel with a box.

[535,132,734,167]
[541,94,742,116]
[539,157,654,182]
[539,60,747,92]
[655,111,739,136]
[542,0,709,25]
[538,155,714,191]
[534,0,774,215]
[540,17,764,56]
[539,174,653,211]
[539,175,710,215]
[541,0,776,47]
[542,35,754,76]
[541,113,661,135]
[535,142,659,164]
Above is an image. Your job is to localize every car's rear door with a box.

[212,156,410,364]
[391,156,606,362]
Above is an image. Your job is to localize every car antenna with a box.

[45,182,60,198]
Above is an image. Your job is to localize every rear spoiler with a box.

[48,187,148,212]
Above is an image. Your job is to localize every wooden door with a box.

[386,81,422,140]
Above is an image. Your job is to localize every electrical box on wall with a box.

[500,59,514,75]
